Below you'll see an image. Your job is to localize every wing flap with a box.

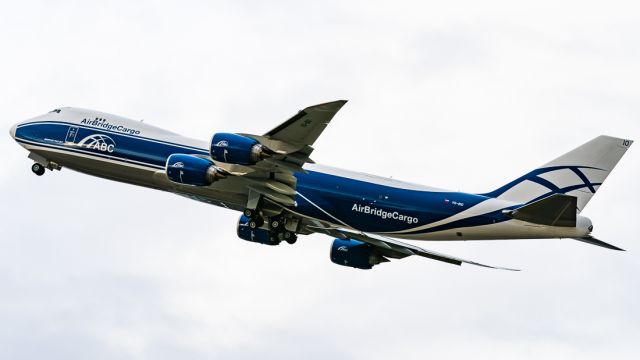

[262,158,307,174]
[246,185,296,206]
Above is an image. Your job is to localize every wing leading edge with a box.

[218,100,348,208]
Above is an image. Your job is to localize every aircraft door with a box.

[65,126,78,143]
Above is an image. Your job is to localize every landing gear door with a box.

[65,126,78,144]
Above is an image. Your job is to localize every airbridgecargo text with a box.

[351,203,419,225]
[81,118,141,135]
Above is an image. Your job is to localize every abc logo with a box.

[76,134,116,153]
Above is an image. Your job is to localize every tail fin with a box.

[483,135,633,212]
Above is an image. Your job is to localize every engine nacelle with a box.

[330,239,388,270]
[165,154,223,186]
[237,215,277,245]
[210,133,269,165]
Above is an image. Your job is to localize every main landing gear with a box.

[270,217,298,244]
[243,209,298,245]
[244,209,265,229]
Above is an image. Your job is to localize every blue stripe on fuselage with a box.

[17,121,206,152]
[15,122,209,169]
[293,170,493,233]
[16,121,505,234]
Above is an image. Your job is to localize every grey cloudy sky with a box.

[1,0,639,359]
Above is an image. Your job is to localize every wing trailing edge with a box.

[308,224,520,271]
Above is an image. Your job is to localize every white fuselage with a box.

[10,108,592,241]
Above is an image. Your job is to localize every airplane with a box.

[9,101,634,270]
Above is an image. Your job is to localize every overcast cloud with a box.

[0,1,639,359]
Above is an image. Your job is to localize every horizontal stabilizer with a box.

[503,194,577,227]
[572,236,625,251]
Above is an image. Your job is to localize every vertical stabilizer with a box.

[483,136,633,212]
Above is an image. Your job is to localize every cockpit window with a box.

[49,109,61,113]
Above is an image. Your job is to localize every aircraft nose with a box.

[9,123,17,139]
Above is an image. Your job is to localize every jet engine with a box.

[330,239,389,269]
[237,215,279,245]
[210,133,270,165]
[165,154,224,186]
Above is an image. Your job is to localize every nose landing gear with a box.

[31,163,45,176]
[28,152,61,176]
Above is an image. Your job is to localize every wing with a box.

[237,99,347,158]
[263,100,348,146]
[213,100,347,208]
[308,223,519,271]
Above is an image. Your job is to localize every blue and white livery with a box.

[9,101,634,270]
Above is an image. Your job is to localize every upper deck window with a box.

[49,109,61,113]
